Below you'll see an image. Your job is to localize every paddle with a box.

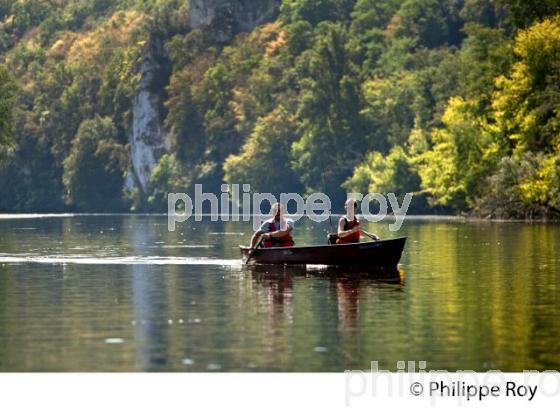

[361,230,380,242]
[245,235,265,265]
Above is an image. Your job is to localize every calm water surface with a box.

[0,215,558,371]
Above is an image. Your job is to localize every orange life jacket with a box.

[336,217,360,244]
[263,221,295,248]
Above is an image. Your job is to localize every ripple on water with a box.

[104,338,125,344]
[207,363,222,371]
[0,254,241,267]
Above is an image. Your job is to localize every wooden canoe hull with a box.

[240,237,406,267]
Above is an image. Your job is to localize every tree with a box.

[348,0,402,70]
[518,151,560,214]
[475,152,560,218]
[497,0,560,29]
[63,116,128,211]
[492,15,560,153]
[1,0,560,218]
[455,23,512,109]
[291,22,367,201]
[360,71,419,148]
[343,146,423,207]
[416,97,505,210]
[0,65,17,162]
[460,0,508,29]
[224,106,302,194]
[388,0,449,48]
[280,0,354,25]
[146,153,187,211]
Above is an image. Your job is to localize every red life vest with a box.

[337,217,360,244]
[263,221,295,248]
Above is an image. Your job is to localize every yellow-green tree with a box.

[343,146,420,202]
[489,15,560,215]
[417,97,505,210]
[493,15,560,154]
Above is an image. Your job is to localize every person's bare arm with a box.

[337,218,359,238]
[250,231,263,248]
[265,226,293,238]
[359,229,379,241]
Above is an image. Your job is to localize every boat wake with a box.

[0,254,241,267]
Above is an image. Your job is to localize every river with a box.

[0,215,558,371]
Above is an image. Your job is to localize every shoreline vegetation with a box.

[1,1,560,219]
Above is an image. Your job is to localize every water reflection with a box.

[249,265,403,314]
[130,221,169,371]
[0,216,558,371]
[250,266,295,309]
[247,265,405,369]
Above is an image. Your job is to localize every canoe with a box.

[240,237,406,267]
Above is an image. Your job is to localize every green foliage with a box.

[343,146,421,204]
[63,116,128,211]
[474,152,560,218]
[460,0,508,28]
[416,97,506,210]
[497,0,560,29]
[165,23,284,191]
[493,15,560,153]
[389,0,450,48]
[146,153,186,211]
[361,72,418,148]
[284,20,313,55]
[455,23,512,108]
[348,0,400,70]
[224,106,302,194]
[1,0,560,219]
[519,150,560,212]
[280,0,353,25]
[0,64,17,161]
[289,22,368,202]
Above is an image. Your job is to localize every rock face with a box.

[129,37,170,193]
[187,0,281,42]
[129,0,281,195]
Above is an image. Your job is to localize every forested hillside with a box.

[0,0,559,217]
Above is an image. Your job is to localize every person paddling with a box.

[250,202,295,249]
[336,198,379,244]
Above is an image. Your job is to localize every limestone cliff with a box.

[129,37,170,193]
[188,0,281,42]
[128,0,281,195]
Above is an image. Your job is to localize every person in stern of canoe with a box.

[336,198,380,244]
[250,202,295,248]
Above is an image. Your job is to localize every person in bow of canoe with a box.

[250,202,295,249]
[336,198,380,244]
